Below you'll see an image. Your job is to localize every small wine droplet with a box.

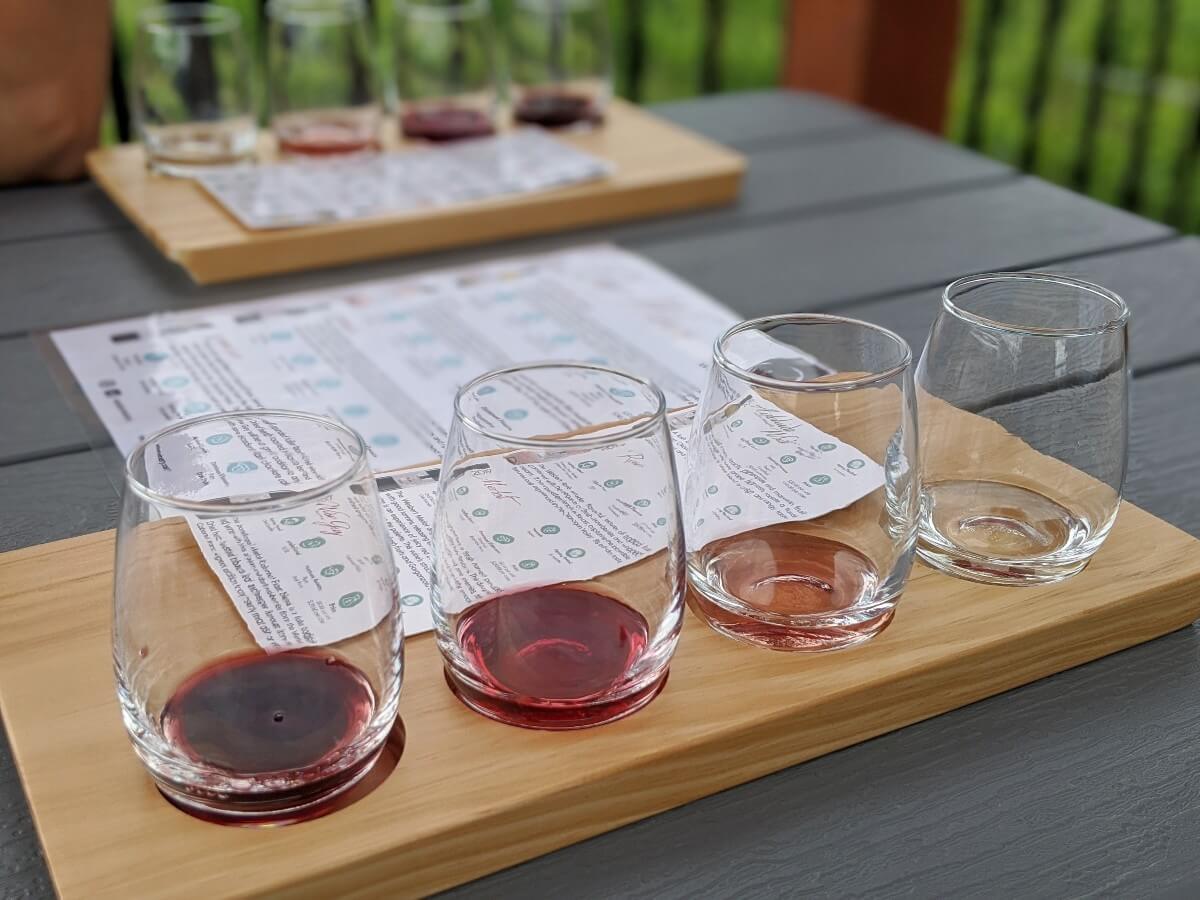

[272,711,285,723]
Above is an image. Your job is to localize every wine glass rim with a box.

[139,3,242,35]
[943,272,1130,337]
[267,0,368,25]
[123,409,369,514]
[395,0,488,20]
[453,361,668,449]
[712,314,912,392]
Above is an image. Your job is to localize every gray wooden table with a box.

[2,90,1199,899]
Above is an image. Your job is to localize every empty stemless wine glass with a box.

[432,363,684,729]
[114,410,403,824]
[509,0,612,128]
[916,272,1130,585]
[685,315,919,652]
[394,0,499,142]
[131,4,257,175]
[267,0,383,155]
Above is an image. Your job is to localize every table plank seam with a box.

[0,222,135,250]
[725,121,884,153]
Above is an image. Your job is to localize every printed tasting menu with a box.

[51,246,882,646]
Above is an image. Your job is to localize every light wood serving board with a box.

[84,100,745,285]
[1,501,1199,899]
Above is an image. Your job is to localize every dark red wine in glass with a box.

[401,105,495,142]
[450,585,664,729]
[160,650,379,822]
[513,88,603,128]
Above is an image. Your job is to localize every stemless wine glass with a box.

[432,363,684,729]
[131,4,257,175]
[267,0,383,155]
[685,315,920,652]
[114,410,403,824]
[394,0,499,142]
[509,0,612,128]
[916,272,1130,584]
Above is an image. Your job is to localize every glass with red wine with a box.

[393,0,499,143]
[508,0,612,129]
[432,363,685,729]
[684,315,920,652]
[114,410,403,824]
[267,0,383,156]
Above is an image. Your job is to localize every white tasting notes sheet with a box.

[195,130,613,230]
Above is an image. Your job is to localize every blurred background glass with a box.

[131,3,256,175]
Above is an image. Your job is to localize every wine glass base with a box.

[686,588,896,652]
[154,720,404,827]
[915,546,1089,585]
[444,667,669,731]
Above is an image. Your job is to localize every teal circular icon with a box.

[226,461,258,474]
[751,437,770,446]
[603,479,623,488]
[577,460,597,470]
[586,356,608,365]
[143,351,168,362]
[565,548,586,559]
[818,442,837,452]
[290,354,316,366]
[400,593,422,607]
[342,404,369,417]
[182,401,210,415]
[315,377,341,389]
[504,409,528,421]
[656,517,667,526]
[206,433,233,446]
[634,499,651,508]
[476,386,496,396]
[723,504,742,516]
[540,524,560,535]
[609,387,636,398]
[407,333,434,344]
[493,533,514,545]
[518,559,539,570]
[385,311,408,322]
[438,355,462,367]
[810,474,832,486]
[706,485,718,495]
[161,375,189,389]
[472,508,489,518]
[372,434,399,447]
[848,459,866,470]
[280,516,304,526]
[300,537,326,549]
[730,419,743,429]
[780,454,797,464]
[455,486,469,496]
[320,564,345,577]
[269,330,292,341]
[338,592,364,609]
[552,334,576,344]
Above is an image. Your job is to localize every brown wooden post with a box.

[782,0,962,133]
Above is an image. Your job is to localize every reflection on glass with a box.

[916,272,1130,584]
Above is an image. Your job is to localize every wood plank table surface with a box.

[1,90,1198,898]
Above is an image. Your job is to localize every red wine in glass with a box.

[513,88,603,128]
[401,105,495,142]
[160,650,379,822]
[450,585,664,729]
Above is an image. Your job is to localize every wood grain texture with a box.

[643,177,1171,313]
[86,101,745,284]
[0,182,127,244]
[0,495,1198,899]
[838,236,1200,375]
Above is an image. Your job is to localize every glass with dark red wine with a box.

[685,315,920,652]
[393,0,499,142]
[508,0,612,129]
[114,410,403,824]
[267,0,383,156]
[432,363,684,729]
